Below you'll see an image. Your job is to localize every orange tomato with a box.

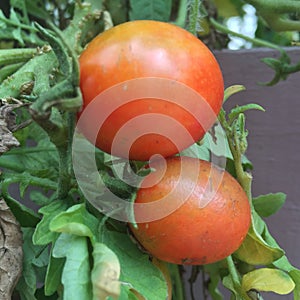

[79,20,224,161]
[130,156,251,265]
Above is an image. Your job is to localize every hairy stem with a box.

[0,48,37,66]
[188,0,202,35]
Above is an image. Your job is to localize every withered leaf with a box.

[0,198,23,300]
[0,99,31,154]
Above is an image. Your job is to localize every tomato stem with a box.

[218,109,253,201]
[0,48,37,66]
[56,112,76,200]
[226,256,251,299]
[226,255,241,286]
[168,264,185,300]
[174,0,188,28]
[187,0,202,36]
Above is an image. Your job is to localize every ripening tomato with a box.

[79,20,224,161]
[129,156,251,265]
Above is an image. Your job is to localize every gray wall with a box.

[213,48,300,299]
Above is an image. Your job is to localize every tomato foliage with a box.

[0,1,299,300]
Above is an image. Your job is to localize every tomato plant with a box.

[0,0,299,300]
[79,20,224,161]
[130,156,251,265]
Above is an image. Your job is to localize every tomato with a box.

[129,156,251,265]
[79,20,224,161]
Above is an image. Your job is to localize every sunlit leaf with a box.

[223,85,246,103]
[91,243,121,300]
[53,233,92,300]
[49,203,98,243]
[242,268,295,295]
[235,227,284,265]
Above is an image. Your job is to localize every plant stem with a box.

[0,15,39,32]
[168,264,185,300]
[228,141,253,201]
[0,48,37,66]
[188,0,201,35]
[245,0,300,14]
[1,174,57,191]
[226,256,240,287]
[174,0,188,28]
[218,110,253,201]
[56,112,76,200]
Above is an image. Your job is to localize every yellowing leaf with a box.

[235,228,284,265]
[242,268,295,295]
[223,85,246,103]
[92,243,121,300]
[213,0,242,18]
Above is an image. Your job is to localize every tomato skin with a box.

[129,156,251,265]
[79,20,224,161]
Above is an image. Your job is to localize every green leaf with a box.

[103,228,168,299]
[252,193,286,217]
[1,192,40,227]
[105,0,128,25]
[33,200,69,245]
[228,104,265,124]
[214,0,245,18]
[44,252,65,296]
[61,0,103,54]
[91,243,121,300]
[129,0,172,21]
[205,263,223,300]
[204,122,232,159]
[271,256,300,300]
[261,226,300,299]
[50,203,99,243]
[290,270,300,300]
[0,48,57,98]
[235,226,284,265]
[0,124,59,181]
[222,275,243,300]
[242,268,295,295]
[180,142,211,162]
[53,233,92,300]
[16,227,50,300]
[223,85,246,103]
[24,0,52,20]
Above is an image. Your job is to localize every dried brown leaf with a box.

[0,198,23,300]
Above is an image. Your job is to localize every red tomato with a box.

[129,156,251,265]
[79,20,224,161]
